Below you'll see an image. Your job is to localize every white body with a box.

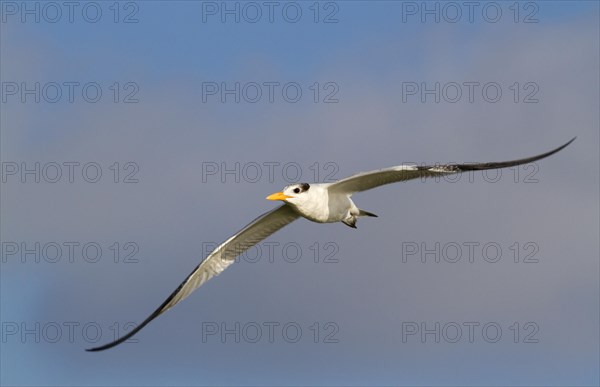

[284,183,358,224]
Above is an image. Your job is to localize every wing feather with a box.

[329,138,575,194]
[86,204,299,351]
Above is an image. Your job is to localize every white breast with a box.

[290,184,350,223]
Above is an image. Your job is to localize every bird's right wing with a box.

[328,138,575,195]
[86,204,300,352]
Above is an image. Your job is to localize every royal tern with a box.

[87,138,575,351]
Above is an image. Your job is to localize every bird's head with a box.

[266,183,311,205]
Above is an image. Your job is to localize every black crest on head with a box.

[300,183,310,191]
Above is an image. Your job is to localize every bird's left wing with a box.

[328,138,575,195]
[86,204,300,352]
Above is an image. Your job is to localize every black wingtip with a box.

[85,326,135,351]
[456,137,576,172]
[85,302,167,352]
[85,305,168,352]
[85,256,211,352]
[560,136,576,149]
[542,137,576,158]
[85,325,140,352]
[531,136,576,157]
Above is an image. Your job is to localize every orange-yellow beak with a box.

[266,191,292,201]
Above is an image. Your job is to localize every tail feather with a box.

[358,209,378,217]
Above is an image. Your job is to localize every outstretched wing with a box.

[328,138,575,195]
[87,204,300,351]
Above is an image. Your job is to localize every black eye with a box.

[293,188,300,194]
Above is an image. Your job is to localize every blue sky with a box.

[1,1,599,386]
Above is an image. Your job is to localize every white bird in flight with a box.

[87,138,574,351]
